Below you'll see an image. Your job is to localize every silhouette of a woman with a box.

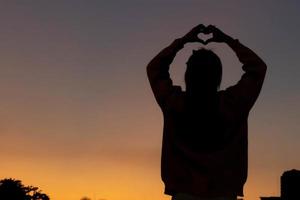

[147,24,267,200]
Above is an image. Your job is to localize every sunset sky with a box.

[0,1,299,200]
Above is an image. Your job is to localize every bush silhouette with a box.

[80,197,91,200]
[0,178,49,200]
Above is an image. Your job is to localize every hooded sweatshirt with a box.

[147,38,266,197]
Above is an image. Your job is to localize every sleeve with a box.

[146,38,185,108]
[225,39,267,114]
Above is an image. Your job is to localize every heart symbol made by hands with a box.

[197,32,213,44]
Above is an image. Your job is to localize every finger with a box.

[194,24,205,32]
[195,24,205,29]
[204,25,216,34]
[196,38,205,44]
[207,25,216,29]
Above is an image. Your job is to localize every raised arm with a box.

[205,25,267,113]
[147,24,205,107]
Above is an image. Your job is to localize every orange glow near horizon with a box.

[0,121,290,200]
[0,155,281,200]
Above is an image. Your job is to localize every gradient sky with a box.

[0,1,299,200]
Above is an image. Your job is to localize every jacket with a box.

[147,38,267,197]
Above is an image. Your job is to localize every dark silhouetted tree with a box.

[0,178,49,200]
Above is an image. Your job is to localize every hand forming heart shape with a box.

[182,24,231,45]
[197,32,214,44]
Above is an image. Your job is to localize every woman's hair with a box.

[185,48,222,91]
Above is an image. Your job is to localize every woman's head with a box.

[185,48,222,94]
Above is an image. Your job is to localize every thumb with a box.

[196,38,206,44]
